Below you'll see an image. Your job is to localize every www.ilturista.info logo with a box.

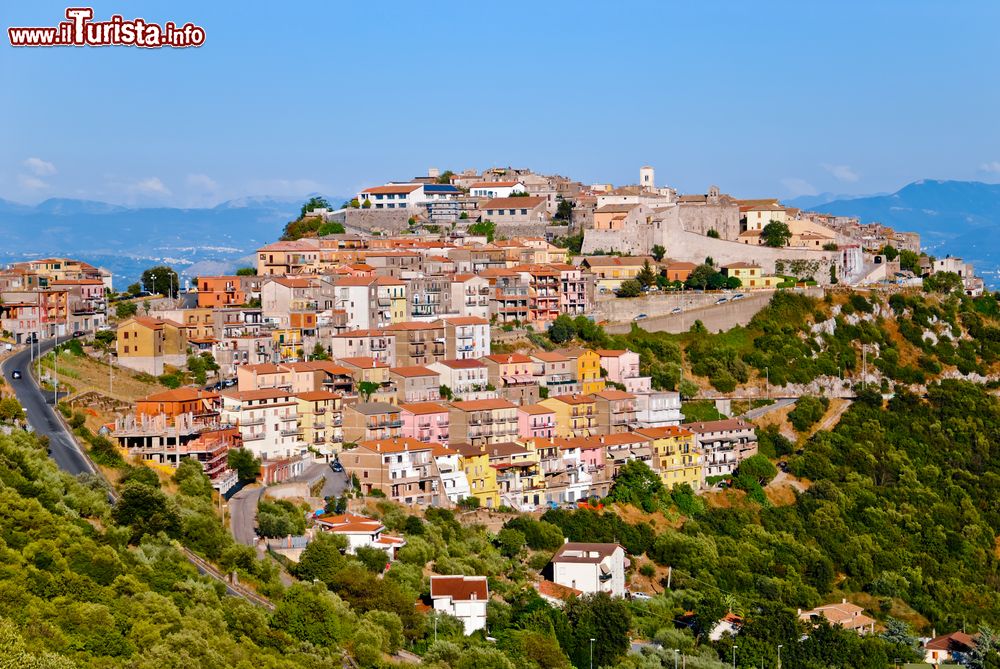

[8,8,205,48]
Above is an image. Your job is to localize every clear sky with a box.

[2,0,1000,207]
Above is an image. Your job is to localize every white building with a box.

[430,575,489,635]
[220,389,307,481]
[428,359,496,402]
[358,183,426,210]
[314,512,406,560]
[634,391,683,427]
[332,277,377,330]
[469,180,525,199]
[441,315,491,360]
[450,274,491,320]
[432,445,472,504]
[550,541,628,597]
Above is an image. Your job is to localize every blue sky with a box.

[2,0,1000,207]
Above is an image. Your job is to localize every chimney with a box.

[564,537,569,544]
[841,598,847,604]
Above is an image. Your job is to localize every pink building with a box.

[399,401,451,446]
[518,403,556,439]
[596,349,651,393]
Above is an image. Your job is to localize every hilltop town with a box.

[0,165,997,669]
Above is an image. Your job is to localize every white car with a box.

[670,307,682,314]
[631,592,653,601]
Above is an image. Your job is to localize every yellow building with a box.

[272,328,303,359]
[452,442,500,508]
[295,391,344,458]
[116,316,188,375]
[557,347,604,395]
[580,256,651,294]
[635,426,703,490]
[376,276,408,325]
[539,393,599,438]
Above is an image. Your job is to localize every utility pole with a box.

[590,638,595,669]
[777,644,783,669]
[862,345,867,390]
[732,645,737,669]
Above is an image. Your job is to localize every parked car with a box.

[633,313,648,321]
[630,592,653,601]
[11,370,22,380]
[330,459,344,473]
[715,297,728,304]
[670,307,683,314]
[222,379,236,388]
[732,293,745,301]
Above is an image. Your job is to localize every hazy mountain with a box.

[0,195,346,286]
[784,192,862,210]
[807,180,1000,283]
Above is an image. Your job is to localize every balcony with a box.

[280,428,302,437]
[243,432,264,442]
[241,417,265,426]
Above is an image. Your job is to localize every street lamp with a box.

[590,638,595,669]
[732,645,737,669]
[777,644,783,669]
[674,649,680,669]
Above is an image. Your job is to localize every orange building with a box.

[198,276,247,308]
[136,388,221,420]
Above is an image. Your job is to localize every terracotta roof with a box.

[451,398,517,412]
[592,389,634,400]
[333,276,376,287]
[439,315,489,326]
[518,403,554,415]
[433,358,486,370]
[581,256,651,267]
[358,436,436,453]
[332,329,390,338]
[536,580,582,601]
[487,442,530,458]
[400,401,450,415]
[595,349,628,357]
[390,365,437,378]
[296,391,342,402]
[270,277,311,288]
[430,575,488,601]
[684,418,752,434]
[924,631,978,652]
[531,351,570,363]
[361,184,421,195]
[483,353,532,364]
[635,426,694,439]
[470,180,521,188]
[141,388,219,403]
[666,261,698,270]
[338,356,388,369]
[546,394,595,405]
[449,442,485,458]
[722,262,762,270]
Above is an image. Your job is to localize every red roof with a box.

[430,575,488,601]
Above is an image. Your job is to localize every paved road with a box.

[605,292,775,335]
[1,338,93,475]
[229,485,264,546]
[742,397,796,420]
[289,461,350,499]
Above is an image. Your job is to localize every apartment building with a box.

[530,351,580,396]
[343,437,443,506]
[295,390,344,458]
[635,426,703,491]
[236,361,354,395]
[540,394,598,438]
[408,275,451,320]
[685,418,758,478]
[450,274,491,320]
[431,443,471,504]
[399,401,450,446]
[480,196,548,225]
[220,389,307,482]
[197,275,247,308]
[448,398,519,448]
[517,403,556,440]
[483,353,539,404]
[486,269,531,325]
[116,316,188,375]
[451,442,500,509]
[634,390,684,427]
[597,349,651,393]
[374,275,408,326]
[330,329,396,365]
[555,263,590,316]
[556,348,604,395]
[340,398,402,442]
[427,358,494,402]
[488,441,544,509]
[440,316,490,360]
[332,276,379,330]
[385,321,446,367]
[389,365,441,404]
[592,389,638,434]
[256,239,321,276]
[357,183,426,210]
[136,388,220,420]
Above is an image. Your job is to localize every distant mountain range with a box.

[785,180,1000,285]
[0,195,346,286]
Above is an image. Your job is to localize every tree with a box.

[879,244,900,261]
[880,618,920,655]
[651,244,666,261]
[126,282,141,296]
[548,314,576,344]
[707,228,720,239]
[924,271,963,294]
[724,276,742,290]
[899,249,921,274]
[140,265,179,297]
[555,197,573,221]
[607,460,664,512]
[300,196,331,218]
[467,220,497,242]
[235,267,256,276]
[678,378,700,399]
[637,259,657,288]
[310,342,329,360]
[115,301,137,319]
[617,279,642,298]
[0,398,25,423]
[968,625,997,669]
[761,220,792,247]
[738,454,778,486]
[566,593,632,669]
[439,384,454,401]
[318,221,345,236]
[788,395,829,432]
[112,482,181,543]
[686,264,718,291]
[227,448,261,482]
[497,528,526,557]
[357,381,379,401]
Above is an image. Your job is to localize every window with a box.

[521,209,527,215]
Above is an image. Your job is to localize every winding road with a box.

[1,337,94,475]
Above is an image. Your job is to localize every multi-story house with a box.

[295,390,344,458]
[220,389,307,482]
[451,442,500,509]
[197,275,247,308]
[342,401,403,443]
[431,443,471,504]
[364,250,424,278]
[634,390,684,427]
[343,437,443,506]
[389,366,441,404]
[256,239,321,276]
[332,276,379,330]
[685,418,758,478]
[427,359,495,402]
[540,394,598,438]
[116,316,188,375]
[556,348,604,395]
[579,256,651,294]
[636,426,703,491]
[600,432,655,476]
[357,183,426,210]
[450,274,491,320]
[430,576,489,636]
[530,351,580,396]
[408,275,451,320]
[400,401,450,446]
[448,398,519,448]
[596,349,651,393]
[485,268,530,325]
[512,264,561,326]
[440,316,490,360]
[314,512,406,560]
[592,389,638,434]
[156,307,215,343]
[385,321,446,367]
[518,403,556,440]
[136,388,220,420]
[338,357,394,401]
[374,275,407,327]
[236,361,354,395]
[487,441,544,510]
[482,353,539,404]
[469,180,526,199]
[555,263,590,316]
[551,542,627,597]
[479,196,548,225]
[330,329,396,365]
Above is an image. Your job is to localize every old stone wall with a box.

[345,209,411,234]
